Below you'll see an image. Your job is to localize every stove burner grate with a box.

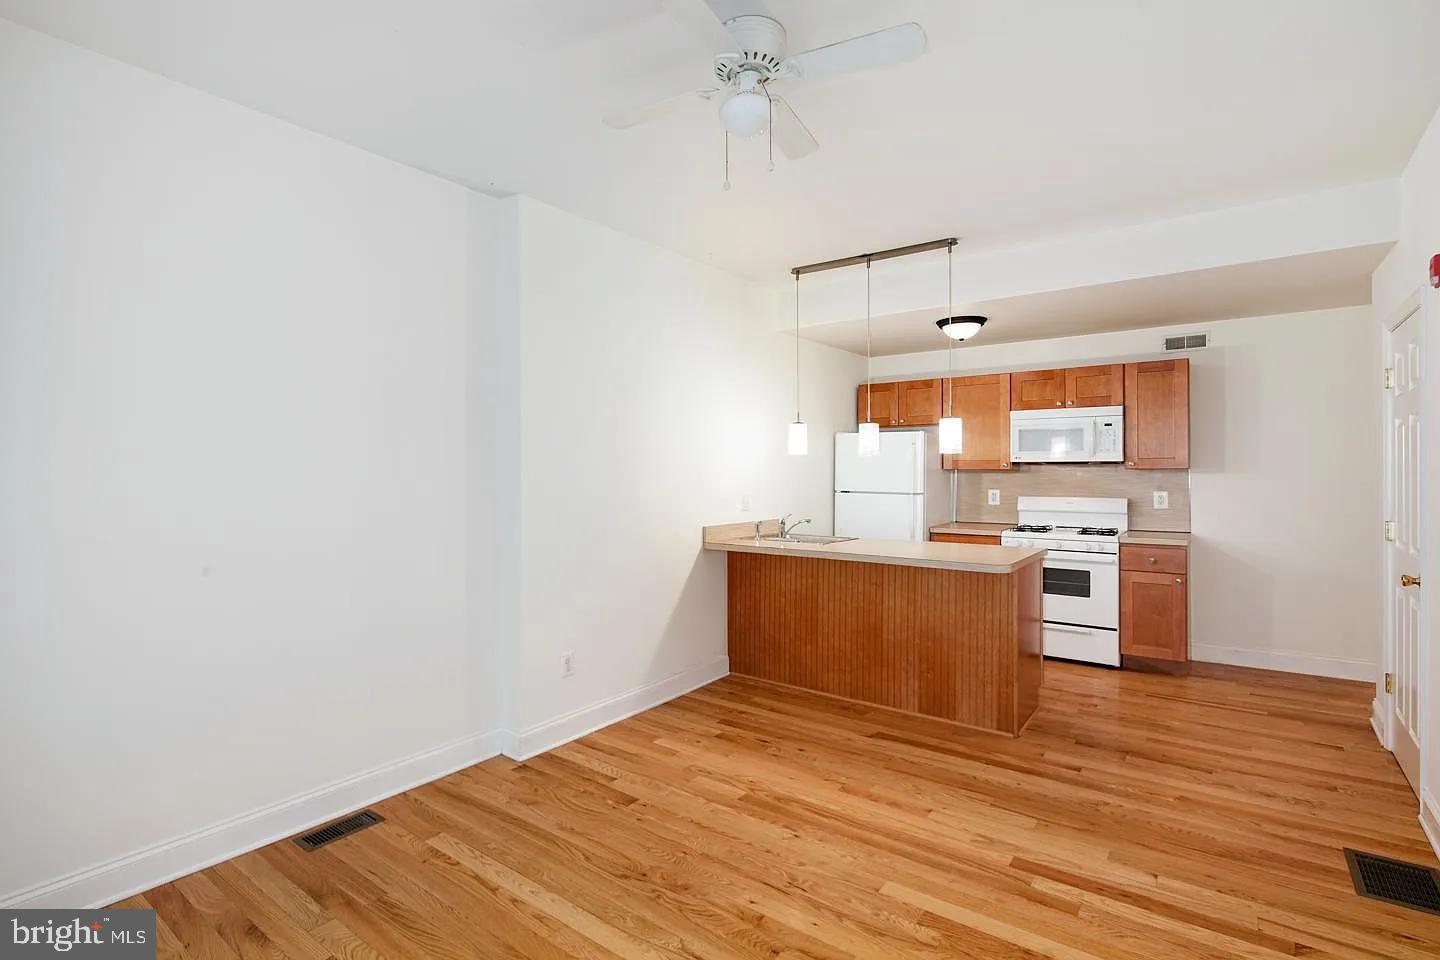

[1076,527,1120,537]
[1011,524,1054,533]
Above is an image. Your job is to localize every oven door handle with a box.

[1043,552,1117,565]
[1045,624,1097,635]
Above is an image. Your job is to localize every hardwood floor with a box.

[117,662,1440,959]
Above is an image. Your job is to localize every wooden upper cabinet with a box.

[1124,359,1190,469]
[895,378,941,426]
[941,374,1012,471]
[857,381,899,426]
[1010,369,1067,410]
[1066,364,1124,408]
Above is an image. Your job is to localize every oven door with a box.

[1010,417,1097,463]
[1040,549,1118,629]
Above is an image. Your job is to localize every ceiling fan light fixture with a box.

[718,89,771,137]
[937,315,987,341]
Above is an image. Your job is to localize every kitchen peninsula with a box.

[703,521,1046,736]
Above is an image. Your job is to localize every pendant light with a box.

[787,272,807,455]
[857,257,881,457]
[937,243,964,455]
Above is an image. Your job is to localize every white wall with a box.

[0,20,499,906]
[1372,104,1440,849]
[0,19,865,903]
[874,308,1381,680]
[505,197,864,750]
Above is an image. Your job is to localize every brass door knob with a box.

[1401,574,1422,588]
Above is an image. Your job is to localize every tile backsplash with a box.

[954,464,1190,532]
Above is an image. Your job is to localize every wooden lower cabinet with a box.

[931,532,1002,545]
[1120,545,1188,662]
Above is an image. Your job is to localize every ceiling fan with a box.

[603,0,927,166]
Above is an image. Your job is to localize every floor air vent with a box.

[294,809,384,851]
[1345,849,1440,916]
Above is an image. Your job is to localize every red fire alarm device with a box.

[1432,254,1440,288]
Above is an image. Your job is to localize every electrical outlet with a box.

[561,652,575,677]
[740,494,751,512]
[1152,491,1169,509]
[987,489,1001,506]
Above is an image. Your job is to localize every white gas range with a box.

[1000,496,1128,667]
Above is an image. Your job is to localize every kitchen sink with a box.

[759,534,857,545]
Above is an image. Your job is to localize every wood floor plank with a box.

[118,663,1440,958]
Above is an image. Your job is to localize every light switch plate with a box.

[987,489,1001,506]
[1153,491,1169,509]
[740,494,751,512]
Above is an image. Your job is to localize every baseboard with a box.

[1422,790,1440,865]
[1189,644,1374,681]
[0,728,504,910]
[504,657,728,761]
[1371,698,1387,748]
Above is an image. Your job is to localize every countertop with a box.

[929,522,1013,537]
[702,521,1044,574]
[1119,530,1192,547]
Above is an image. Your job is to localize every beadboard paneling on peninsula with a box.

[955,465,1190,532]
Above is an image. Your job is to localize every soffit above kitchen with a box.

[1,0,1437,280]
[799,243,1390,355]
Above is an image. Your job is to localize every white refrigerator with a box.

[834,430,949,540]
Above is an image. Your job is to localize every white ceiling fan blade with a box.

[770,96,818,160]
[660,0,736,55]
[785,22,927,83]
[603,87,717,129]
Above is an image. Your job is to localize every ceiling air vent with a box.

[1163,334,1207,351]
[294,810,383,851]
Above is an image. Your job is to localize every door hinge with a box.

[1385,368,1394,389]
[1385,673,1394,694]
[1385,520,1396,542]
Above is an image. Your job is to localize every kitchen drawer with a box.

[931,532,1002,545]
[1120,544,1187,574]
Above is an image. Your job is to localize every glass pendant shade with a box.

[857,420,881,457]
[788,420,808,456]
[938,416,964,454]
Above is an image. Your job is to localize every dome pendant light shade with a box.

[938,416,964,455]
[936,316,988,341]
[788,420,808,455]
[857,421,881,458]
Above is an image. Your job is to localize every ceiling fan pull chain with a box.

[768,96,775,172]
[722,131,731,191]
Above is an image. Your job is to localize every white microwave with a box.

[1010,406,1124,463]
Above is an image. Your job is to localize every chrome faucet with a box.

[778,514,812,539]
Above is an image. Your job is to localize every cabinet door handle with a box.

[1148,557,1157,564]
[1175,578,1183,584]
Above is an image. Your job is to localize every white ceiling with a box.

[796,243,1391,356]
[2,0,1437,281]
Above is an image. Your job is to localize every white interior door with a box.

[1387,305,1423,794]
